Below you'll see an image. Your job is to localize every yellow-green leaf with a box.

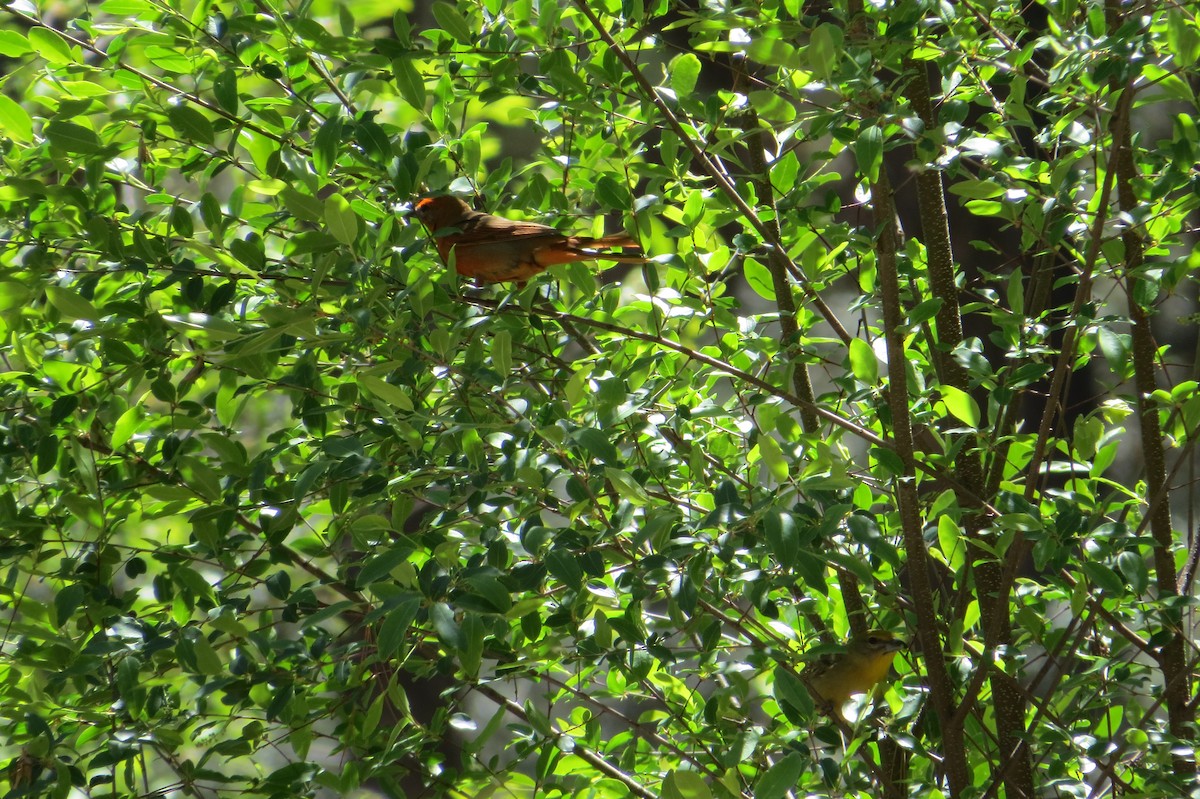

[0,95,32,143]
[756,435,789,482]
[0,30,32,58]
[670,53,701,98]
[940,385,980,427]
[848,337,879,384]
[743,257,775,301]
[29,27,75,65]
[937,515,966,571]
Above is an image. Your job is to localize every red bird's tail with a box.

[567,234,647,263]
[577,234,641,249]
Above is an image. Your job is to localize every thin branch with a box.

[571,1,852,346]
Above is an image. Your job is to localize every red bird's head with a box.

[413,195,473,232]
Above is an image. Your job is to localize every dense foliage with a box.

[1,0,1199,797]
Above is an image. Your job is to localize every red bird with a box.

[413,195,646,284]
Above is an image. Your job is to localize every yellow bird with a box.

[802,629,906,719]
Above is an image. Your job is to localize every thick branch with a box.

[872,169,969,797]
[1111,47,1195,775]
[903,59,1032,799]
[736,114,821,434]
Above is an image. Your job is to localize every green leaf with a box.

[770,150,799,193]
[110,405,143,451]
[908,297,944,327]
[45,120,102,154]
[1115,551,1148,596]
[45,285,100,320]
[824,550,876,584]
[377,595,422,658]
[56,81,111,100]
[1081,561,1125,596]
[594,175,631,211]
[574,428,620,465]
[432,2,473,44]
[313,116,342,177]
[116,655,143,712]
[392,57,426,112]
[949,179,1005,199]
[1072,416,1102,459]
[491,330,512,376]
[748,38,800,69]
[754,752,804,799]
[281,188,323,223]
[960,137,1005,159]
[0,94,33,143]
[99,0,156,13]
[807,24,841,81]
[1097,326,1129,372]
[284,231,339,256]
[855,125,883,183]
[55,583,84,627]
[459,612,485,677]
[358,375,414,411]
[213,68,238,114]
[168,104,214,145]
[605,467,650,505]
[170,205,193,237]
[179,457,222,500]
[1167,10,1200,74]
[463,576,512,614]
[174,566,216,603]
[795,552,827,595]
[191,634,224,675]
[545,549,584,590]
[324,193,359,244]
[0,280,32,312]
[163,312,240,340]
[763,509,798,567]
[670,52,701,98]
[747,90,796,122]
[355,118,392,164]
[357,546,409,587]
[1006,269,1024,315]
[846,513,899,565]
[246,178,286,196]
[772,667,814,718]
